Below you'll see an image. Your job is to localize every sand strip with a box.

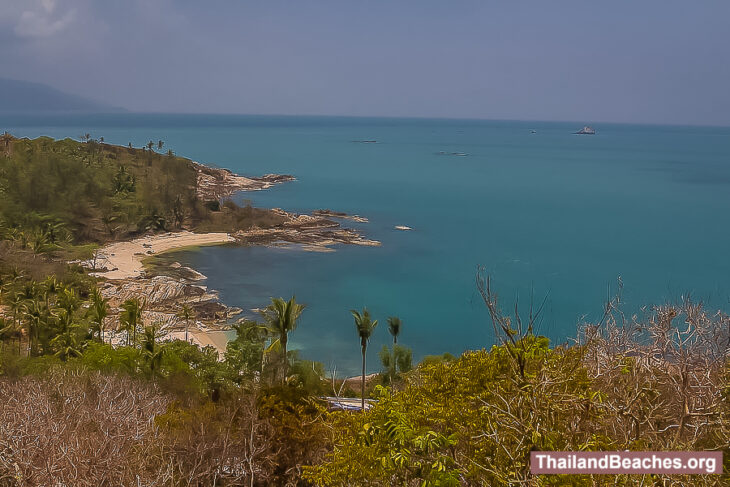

[90,231,235,280]
[166,329,231,359]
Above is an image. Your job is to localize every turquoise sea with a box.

[3,114,729,374]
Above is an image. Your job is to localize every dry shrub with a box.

[146,392,277,487]
[579,294,730,451]
[0,369,171,486]
[0,370,322,486]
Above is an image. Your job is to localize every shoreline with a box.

[89,231,236,280]
[81,160,380,358]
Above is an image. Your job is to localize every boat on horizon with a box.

[574,125,596,135]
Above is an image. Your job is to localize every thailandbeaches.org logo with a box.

[530,451,722,475]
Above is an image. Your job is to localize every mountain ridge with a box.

[0,78,125,113]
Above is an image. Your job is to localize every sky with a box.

[1,0,729,125]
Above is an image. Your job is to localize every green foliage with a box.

[0,270,96,359]
[141,325,164,375]
[257,387,331,483]
[224,318,268,381]
[352,307,378,408]
[420,352,456,366]
[379,343,413,385]
[352,308,378,347]
[0,135,286,245]
[120,297,144,346]
[87,287,109,343]
[387,315,402,344]
[0,136,197,242]
[260,296,306,382]
[158,339,232,397]
[112,165,136,194]
[304,338,604,486]
[75,341,143,374]
[288,352,328,394]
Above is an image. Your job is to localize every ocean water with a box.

[3,113,730,374]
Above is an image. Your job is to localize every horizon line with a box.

[2,110,729,130]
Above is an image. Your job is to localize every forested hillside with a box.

[0,133,281,246]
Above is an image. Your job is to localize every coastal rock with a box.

[234,223,381,250]
[101,276,193,306]
[312,209,369,223]
[71,158,380,357]
[194,162,295,200]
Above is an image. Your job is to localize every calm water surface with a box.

[3,114,729,374]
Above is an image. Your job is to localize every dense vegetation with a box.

[0,133,282,246]
[3,269,729,485]
[1,135,729,485]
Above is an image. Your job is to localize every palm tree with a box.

[8,293,25,354]
[23,299,48,356]
[387,316,402,345]
[0,318,12,347]
[142,325,163,375]
[51,310,82,361]
[260,296,306,382]
[57,287,80,315]
[230,318,271,378]
[42,276,59,307]
[89,288,109,343]
[120,298,144,346]
[0,317,22,354]
[351,308,378,411]
[177,304,194,343]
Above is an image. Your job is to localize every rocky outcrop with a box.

[194,162,295,200]
[233,208,380,251]
[100,276,206,307]
[98,274,238,337]
[312,209,369,223]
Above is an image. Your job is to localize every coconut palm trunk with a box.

[352,308,377,412]
[361,337,367,410]
[280,333,288,382]
[121,298,144,348]
[261,297,305,384]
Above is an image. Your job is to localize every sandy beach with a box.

[166,329,231,359]
[91,231,235,280]
[74,163,378,361]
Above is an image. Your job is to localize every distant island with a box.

[574,125,596,135]
[0,78,125,113]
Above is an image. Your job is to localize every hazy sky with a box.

[1,0,729,125]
